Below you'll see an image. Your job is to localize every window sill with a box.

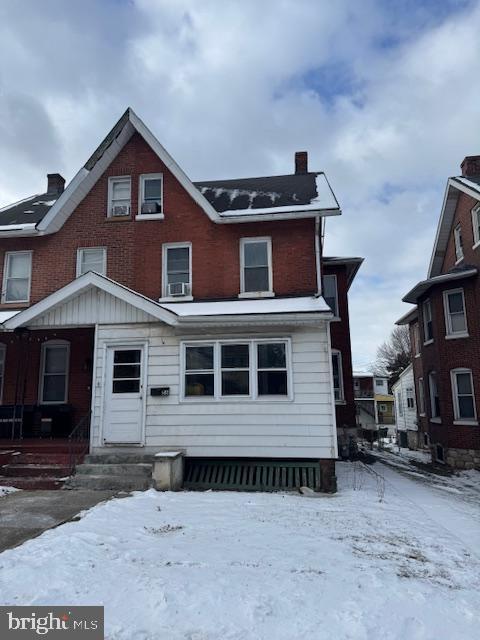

[105,215,131,222]
[238,291,275,299]
[453,419,478,426]
[159,295,194,303]
[135,213,165,221]
[423,339,434,346]
[0,300,30,307]
[180,396,293,403]
[445,332,469,340]
[429,417,442,424]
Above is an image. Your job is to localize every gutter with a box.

[314,215,322,296]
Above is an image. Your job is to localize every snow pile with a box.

[0,486,19,497]
[0,463,478,639]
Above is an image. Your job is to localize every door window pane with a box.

[112,349,141,394]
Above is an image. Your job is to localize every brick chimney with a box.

[295,151,308,174]
[47,173,65,196]
[461,156,480,177]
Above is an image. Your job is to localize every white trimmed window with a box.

[418,378,425,415]
[108,176,131,217]
[423,299,433,343]
[323,274,339,317]
[76,247,107,277]
[406,387,415,410]
[428,371,440,419]
[162,243,192,298]
[471,204,480,247]
[138,173,163,216]
[331,350,344,402]
[240,237,273,296]
[39,340,70,404]
[412,323,421,356]
[397,392,403,416]
[443,289,467,337]
[182,339,290,400]
[2,251,32,303]
[451,369,477,422]
[0,344,5,404]
[454,224,464,262]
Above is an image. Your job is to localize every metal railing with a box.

[68,414,91,474]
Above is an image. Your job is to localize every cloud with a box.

[0,0,480,367]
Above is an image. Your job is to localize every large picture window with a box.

[443,289,468,337]
[2,251,32,303]
[39,341,69,404]
[451,369,477,422]
[182,339,290,400]
[240,237,273,296]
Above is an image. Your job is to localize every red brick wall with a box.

[324,264,356,430]
[442,191,480,274]
[0,133,317,307]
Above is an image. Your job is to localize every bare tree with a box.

[375,326,411,387]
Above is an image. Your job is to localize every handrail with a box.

[68,414,91,474]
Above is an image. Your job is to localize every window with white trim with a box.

[323,274,339,317]
[331,350,344,401]
[182,339,290,400]
[412,323,420,356]
[162,243,191,298]
[76,247,107,277]
[397,392,403,416]
[108,176,131,217]
[406,386,415,410]
[472,204,480,246]
[39,341,69,404]
[443,289,467,336]
[0,344,5,404]
[138,173,163,215]
[240,237,273,295]
[418,378,425,415]
[423,299,433,342]
[451,369,476,421]
[2,251,32,303]
[454,224,464,262]
[428,371,440,419]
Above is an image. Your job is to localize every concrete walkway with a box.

[0,489,118,552]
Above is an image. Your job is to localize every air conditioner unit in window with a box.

[168,282,190,297]
[141,202,160,214]
[112,204,130,217]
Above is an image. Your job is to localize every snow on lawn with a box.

[0,486,19,498]
[0,463,479,640]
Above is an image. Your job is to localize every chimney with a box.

[47,173,65,196]
[461,156,480,177]
[295,151,308,174]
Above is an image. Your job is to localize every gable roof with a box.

[0,108,341,237]
[428,176,480,278]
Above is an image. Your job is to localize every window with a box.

[443,289,467,337]
[418,378,425,415]
[331,351,344,402]
[240,237,273,296]
[0,344,5,403]
[112,349,142,394]
[108,176,131,217]
[423,299,433,343]
[435,444,444,463]
[406,387,415,410]
[76,247,107,277]
[412,323,421,356]
[221,344,250,396]
[451,369,477,422]
[376,379,384,387]
[39,341,69,404]
[471,205,480,247]
[182,339,290,400]
[454,224,464,262]
[397,392,403,416]
[138,173,163,216]
[162,243,192,298]
[379,403,387,412]
[428,371,440,419]
[323,275,339,317]
[2,251,32,303]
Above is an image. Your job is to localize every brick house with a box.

[0,108,361,490]
[397,156,480,470]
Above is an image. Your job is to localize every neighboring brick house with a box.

[397,156,480,470]
[0,108,361,491]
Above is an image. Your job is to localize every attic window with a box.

[138,174,163,218]
[454,224,464,262]
[108,177,131,217]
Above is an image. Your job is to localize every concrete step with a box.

[0,476,65,490]
[0,464,71,478]
[75,463,152,477]
[84,453,156,465]
[66,474,151,491]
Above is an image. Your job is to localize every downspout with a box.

[314,215,322,297]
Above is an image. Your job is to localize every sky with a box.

[1,0,480,369]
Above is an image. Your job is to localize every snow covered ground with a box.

[0,486,19,498]
[0,462,479,640]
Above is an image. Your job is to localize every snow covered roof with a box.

[160,296,332,317]
[0,108,341,236]
[0,310,22,324]
[403,266,478,304]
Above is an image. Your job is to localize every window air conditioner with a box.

[112,204,130,217]
[168,282,190,297]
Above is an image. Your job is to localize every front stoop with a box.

[65,454,155,491]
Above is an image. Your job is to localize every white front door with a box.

[103,344,146,444]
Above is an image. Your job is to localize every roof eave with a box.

[218,207,341,224]
[172,311,333,328]
[402,268,478,304]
